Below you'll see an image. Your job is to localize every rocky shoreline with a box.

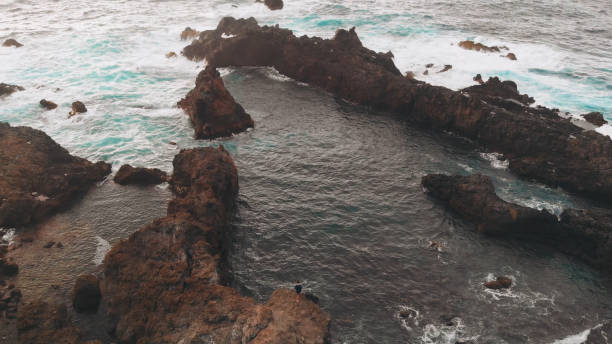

[182,17,612,202]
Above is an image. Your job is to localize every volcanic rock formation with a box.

[0,122,111,227]
[101,147,330,343]
[182,17,612,202]
[422,173,612,269]
[582,112,608,127]
[0,83,24,97]
[113,164,168,185]
[178,66,254,139]
[17,301,82,344]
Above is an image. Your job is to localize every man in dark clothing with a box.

[294,281,303,302]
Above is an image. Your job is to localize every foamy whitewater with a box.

[1,0,611,343]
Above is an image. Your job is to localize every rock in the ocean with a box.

[113,164,168,185]
[256,0,284,10]
[484,276,512,289]
[0,83,24,97]
[180,27,199,41]
[181,17,612,202]
[422,173,558,236]
[72,274,101,313]
[458,40,504,52]
[178,65,254,139]
[506,52,517,60]
[165,51,177,58]
[2,39,23,48]
[582,112,608,127]
[473,74,484,84]
[101,147,330,343]
[17,301,82,343]
[438,64,452,73]
[39,99,57,110]
[69,101,87,117]
[461,76,534,105]
[0,122,111,227]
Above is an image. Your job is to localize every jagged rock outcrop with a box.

[113,164,168,185]
[461,76,534,105]
[422,174,557,236]
[0,122,111,227]
[39,99,57,110]
[2,39,23,48]
[256,0,284,10]
[585,321,612,344]
[101,147,330,343]
[72,274,101,313]
[17,301,82,344]
[582,112,608,127]
[69,101,87,117]
[458,40,506,53]
[182,17,612,202]
[422,173,612,270]
[178,66,254,139]
[0,83,24,97]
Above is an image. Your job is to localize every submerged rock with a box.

[113,164,168,185]
[0,83,24,97]
[69,101,87,117]
[484,276,512,289]
[582,112,608,126]
[178,65,254,139]
[182,17,612,202]
[2,39,23,48]
[102,147,330,343]
[438,64,452,73]
[39,99,57,110]
[72,274,101,313]
[0,122,111,227]
[17,301,82,343]
[180,27,199,41]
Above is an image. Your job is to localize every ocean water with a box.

[1,0,611,343]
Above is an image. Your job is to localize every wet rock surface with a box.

[0,83,24,97]
[257,0,284,10]
[17,301,81,344]
[182,17,612,202]
[484,276,512,290]
[69,101,87,117]
[422,173,612,270]
[0,122,111,227]
[113,164,168,185]
[101,147,330,343]
[72,274,101,313]
[178,65,254,139]
[582,112,608,127]
[39,99,57,110]
[2,39,23,48]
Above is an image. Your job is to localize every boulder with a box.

[39,99,57,110]
[69,101,87,116]
[2,39,23,48]
[582,112,608,126]
[113,164,168,185]
[506,52,517,60]
[178,66,254,139]
[101,147,330,343]
[0,83,24,97]
[484,276,512,289]
[0,122,111,227]
[182,17,612,202]
[438,64,452,73]
[257,0,284,10]
[473,74,484,84]
[72,274,101,312]
[458,40,503,53]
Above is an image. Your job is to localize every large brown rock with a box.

[17,301,82,344]
[257,0,283,10]
[0,83,24,97]
[582,112,608,127]
[422,173,612,270]
[182,17,612,202]
[0,122,111,227]
[39,99,57,110]
[2,39,23,48]
[422,174,558,236]
[458,40,504,53]
[178,65,254,139]
[113,164,168,185]
[102,147,330,343]
[72,274,101,313]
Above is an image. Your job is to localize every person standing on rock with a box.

[295,280,303,303]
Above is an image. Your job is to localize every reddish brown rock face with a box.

[484,276,512,289]
[178,66,254,139]
[17,301,81,344]
[113,164,168,185]
[101,147,330,344]
[0,122,111,228]
[458,40,503,53]
[183,17,612,202]
[39,99,58,110]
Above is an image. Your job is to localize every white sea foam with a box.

[550,326,595,344]
[93,235,111,266]
[479,152,509,169]
[0,228,16,246]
